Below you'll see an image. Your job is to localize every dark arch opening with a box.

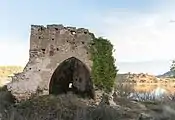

[49,57,95,99]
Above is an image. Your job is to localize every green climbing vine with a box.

[90,37,117,93]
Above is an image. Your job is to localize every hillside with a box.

[0,66,23,86]
[117,73,175,84]
[0,66,23,77]
[157,71,175,78]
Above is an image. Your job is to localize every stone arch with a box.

[49,57,95,99]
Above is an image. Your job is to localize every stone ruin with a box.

[7,24,95,102]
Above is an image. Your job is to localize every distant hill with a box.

[117,73,159,83]
[157,71,175,78]
[117,72,175,84]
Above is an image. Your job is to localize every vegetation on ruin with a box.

[90,37,117,93]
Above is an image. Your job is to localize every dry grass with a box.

[114,81,175,102]
[0,66,23,86]
[1,93,123,120]
[0,66,23,77]
[1,88,175,120]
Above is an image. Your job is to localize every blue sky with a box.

[1,0,159,39]
[1,0,175,74]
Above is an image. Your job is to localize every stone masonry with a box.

[7,24,94,101]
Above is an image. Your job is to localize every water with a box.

[116,84,175,101]
[151,87,167,97]
[128,87,172,101]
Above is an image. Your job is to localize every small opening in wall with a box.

[39,36,41,39]
[42,49,46,54]
[40,27,44,31]
[79,78,82,83]
[29,68,31,70]
[70,31,76,35]
[74,34,77,38]
[67,40,69,42]
[86,52,88,54]
[49,50,54,56]
[82,41,85,44]
[42,49,46,51]
[84,31,87,34]
[55,28,58,30]
[52,38,54,41]
[38,69,41,71]
[69,83,72,88]
[56,48,59,51]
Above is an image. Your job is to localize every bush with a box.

[0,85,15,114]
[90,37,117,93]
[1,94,122,120]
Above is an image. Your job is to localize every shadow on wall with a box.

[49,57,95,99]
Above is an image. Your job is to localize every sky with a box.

[0,0,175,75]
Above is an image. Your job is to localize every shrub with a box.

[1,94,122,120]
[0,85,15,114]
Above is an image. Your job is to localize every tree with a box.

[90,37,117,93]
[170,60,175,78]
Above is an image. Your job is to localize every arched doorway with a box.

[49,57,95,99]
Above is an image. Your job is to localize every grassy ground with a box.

[1,69,175,120]
[0,92,123,120]
[1,86,175,120]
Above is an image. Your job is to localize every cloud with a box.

[87,5,175,63]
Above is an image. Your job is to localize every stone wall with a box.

[7,24,94,101]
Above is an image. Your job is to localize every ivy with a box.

[90,37,117,93]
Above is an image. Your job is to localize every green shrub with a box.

[90,37,117,93]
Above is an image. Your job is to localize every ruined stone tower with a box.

[7,24,95,101]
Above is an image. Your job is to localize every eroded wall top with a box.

[30,24,94,58]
